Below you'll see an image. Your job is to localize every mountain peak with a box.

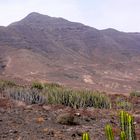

[9,12,51,26]
[24,12,50,20]
[9,12,86,29]
[26,12,49,18]
[27,12,41,16]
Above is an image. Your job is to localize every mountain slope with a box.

[0,12,140,93]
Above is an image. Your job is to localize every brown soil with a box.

[0,95,140,140]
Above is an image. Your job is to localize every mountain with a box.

[0,12,140,93]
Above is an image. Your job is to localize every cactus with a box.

[127,115,136,140]
[120,131,126,140]
[120,111,136,140]
[105,124,114,140]
[120,111,125,132]
[82,132,90,140]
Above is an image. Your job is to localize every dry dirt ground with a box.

[0,96,140,140]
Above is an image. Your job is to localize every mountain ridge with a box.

[0,12,140,93]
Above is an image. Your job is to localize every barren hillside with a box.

[0,12,140,93]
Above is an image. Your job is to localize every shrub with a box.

[0,80,16,91]
[31,82,44,90]
[130,91,140,97]
[44,82,63,89]
[115,97,133,111]
[117,101,133,111]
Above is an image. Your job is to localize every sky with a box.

[0,0,140,32]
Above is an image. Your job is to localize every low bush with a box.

[130,91,140,97]
[31,82,44,90]
[0,80,16,91]
[116,101,133,110]
[115,97,133,111]
[44,82,63,89]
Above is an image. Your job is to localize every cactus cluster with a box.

[3,81,111,109]
[105,124,114,140]
[82,111,136,140]
[120,111,136,140]
[5,87,46,104]
[43,88,111,109]
[105,111,136,140]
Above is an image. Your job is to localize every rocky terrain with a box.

[0,84,140,140]
[0,81,140,140]
[0,12,140,93]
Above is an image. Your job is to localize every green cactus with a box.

[120,131,126,140]
[82,132,90,140]
[120,111,136,140]
[105,124,114,140]
[82,111,136,140]
[128,115,132,140]
[120,110,125,132]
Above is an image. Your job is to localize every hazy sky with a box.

[0,0,140,32]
